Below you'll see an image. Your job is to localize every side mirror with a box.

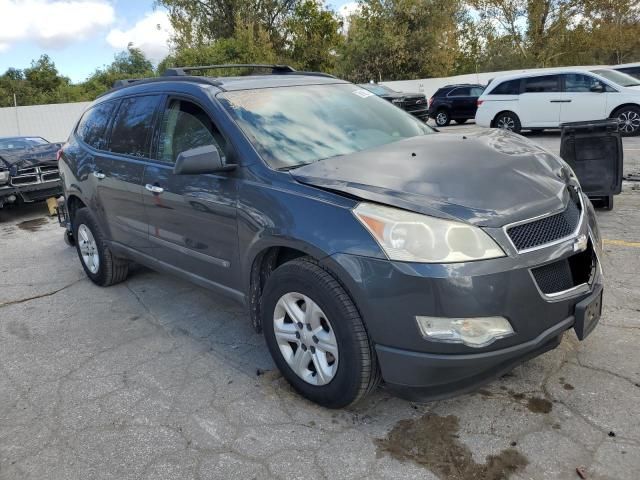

[590,84,604,93]
[173,145,235,175]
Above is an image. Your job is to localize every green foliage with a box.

[0,47,155,107]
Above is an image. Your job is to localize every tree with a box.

[24,55,64,94]
[285,0,342,71]
[339,0,467,82]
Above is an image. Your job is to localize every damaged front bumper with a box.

[0,165,62,208]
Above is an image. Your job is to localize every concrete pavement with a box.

[1,128,639,480]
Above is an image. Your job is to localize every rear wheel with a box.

[73,208,129,286]
[494,112,521,134]
[435,109,451,127]
[261,257,380,408]
[612,106,640,136]
[453,118,467,124]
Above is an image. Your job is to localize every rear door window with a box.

[76,101,118,150]
[448,87,470,97]
[523,75,560,93]
[489,79,521,95]
[108,95,162,158]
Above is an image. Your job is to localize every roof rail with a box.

[163,64,297,76]
[101,76,223,98]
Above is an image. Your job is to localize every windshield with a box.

[219,83,433,169]
[592,69,640,87]
[359,84,395,95]
[0,136,49,151]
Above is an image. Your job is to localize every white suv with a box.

[475,69,640,136]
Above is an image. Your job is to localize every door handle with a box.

[145,184,164,194]
[93,171,106,179]
[550,100,571,103]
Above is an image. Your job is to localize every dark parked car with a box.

[0,136,62,209]
[358,83,429,121]
[612,63,640,80]
[428,84,485,127]
[58,65,603,408]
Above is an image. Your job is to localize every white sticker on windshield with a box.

[352,89,374,98]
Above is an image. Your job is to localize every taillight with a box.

[477,100,484,107]
[56,149,63,162]
[429,97,434,106]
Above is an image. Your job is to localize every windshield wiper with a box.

[277,162,314,171]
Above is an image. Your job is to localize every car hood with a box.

[0,143,60,169]
[291,130,574,228]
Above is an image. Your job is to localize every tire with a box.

[261,256,380,408]
[435,109,451,127]
[494,111,521,134]
[453,118,467,124]
[611,105,640,136]
[73,208,129,286]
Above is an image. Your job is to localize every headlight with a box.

[416,316,514,348]
[353,202,504,263]
[0,171,8,184]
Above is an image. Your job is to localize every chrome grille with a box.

[507,194,581,252]
[10,164,60,187]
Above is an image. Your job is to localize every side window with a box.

[489,79,520,95]
[523,75,560,93]
[564,74,600,92]
[470,87,484,97]
[76,101,117,150]
[448,87,470,97]
[619,67,640,79]
[109,95,161,158]
[157,99,226,164]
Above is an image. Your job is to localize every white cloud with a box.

[337,2,361,31]
[0,0,115,49]
[106,11,173,63]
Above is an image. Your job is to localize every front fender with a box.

[236,180,386,295]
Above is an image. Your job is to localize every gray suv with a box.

[58,65,604,408]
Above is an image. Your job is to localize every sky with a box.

[0,0,358,83]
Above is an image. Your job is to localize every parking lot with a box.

[1,126,640,480]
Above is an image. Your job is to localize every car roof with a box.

[488,69,597,84]
[98,65,349,102]
[613,62,640,68]
[441,83,483,88]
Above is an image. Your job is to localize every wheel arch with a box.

[247,243,327,332]
[609,102,640,118]
[491,110,520,127]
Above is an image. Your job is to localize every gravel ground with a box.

[1,127,639,480]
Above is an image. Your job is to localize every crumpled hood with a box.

[291,129,575,227]
[0,143,60,169]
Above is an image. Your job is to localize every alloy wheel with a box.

[273,292,339,386]
[78,224,100,274]
[436,112,448,126]
[617,110,640,134]
[496,116,515,131]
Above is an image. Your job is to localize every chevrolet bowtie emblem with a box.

[573,234,588,252]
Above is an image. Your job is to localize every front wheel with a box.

[494,112,521,134]
[612,106,640,136]
[261,257,380,408]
